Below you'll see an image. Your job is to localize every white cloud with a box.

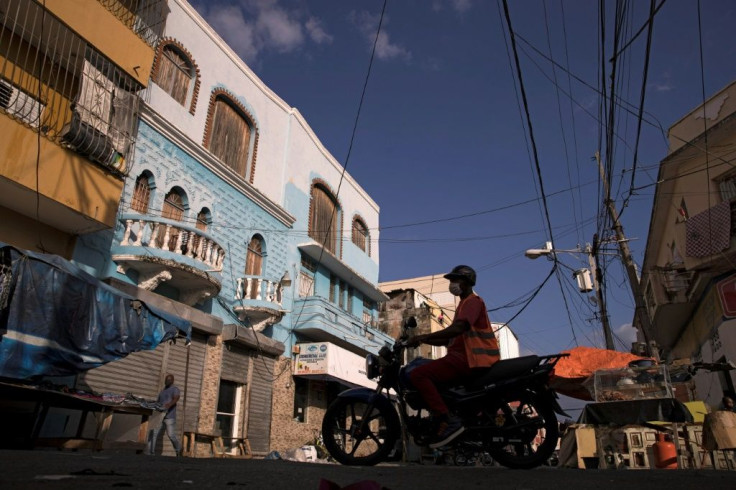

[614,322,638,349]
[450,0,473,13]
[195,1,332,63]
[352,11,411,62]
[306,17,333,44]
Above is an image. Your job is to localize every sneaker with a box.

[429,415,465,448]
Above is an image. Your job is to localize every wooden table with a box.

[0,381,153,452]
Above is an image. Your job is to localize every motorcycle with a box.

[321,317,570,469]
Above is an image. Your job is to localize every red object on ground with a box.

[548,346,650,401]
[653,433,678,469]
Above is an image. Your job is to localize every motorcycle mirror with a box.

[404,317,417,329]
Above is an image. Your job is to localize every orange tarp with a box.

[549,346,649,401]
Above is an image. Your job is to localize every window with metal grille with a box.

[352,217,369,255]
[131,174,151,213]
[154,45,193,106]
[206,96,252,178]
[310,185,338,254]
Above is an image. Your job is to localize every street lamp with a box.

[524,240,614,350]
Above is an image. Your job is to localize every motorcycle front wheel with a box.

[321,397,399,466]
[485,391,559,469]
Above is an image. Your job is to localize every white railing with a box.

[234,276,283,306]
[119,217,225,271]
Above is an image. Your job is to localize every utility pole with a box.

[595,152,657,359]
[588,234,614,350]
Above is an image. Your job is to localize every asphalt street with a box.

[2,450,736,489]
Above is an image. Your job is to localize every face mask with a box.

[449,282,463,296]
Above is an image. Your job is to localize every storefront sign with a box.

[294,342,375,388]
[294,343,328,375]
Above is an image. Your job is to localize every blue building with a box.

[66,0,393,456]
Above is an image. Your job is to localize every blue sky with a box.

[189,0,736,360]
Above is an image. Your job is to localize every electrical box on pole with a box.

[573,268,594,293]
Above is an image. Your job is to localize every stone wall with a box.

[188,333,224,456]
[270,357,329,452]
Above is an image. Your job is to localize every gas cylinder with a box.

[652,432,677,469]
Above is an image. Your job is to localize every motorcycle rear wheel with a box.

[485,391,559,469]
[321,397,399,466]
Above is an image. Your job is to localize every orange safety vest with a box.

[457,294,500,368]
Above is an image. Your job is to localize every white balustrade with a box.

[233,276,282,306]
[119,217,225,272]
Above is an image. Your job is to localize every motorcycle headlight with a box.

[365,354,380,380]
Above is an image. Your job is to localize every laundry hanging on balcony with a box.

[0,243,191,379]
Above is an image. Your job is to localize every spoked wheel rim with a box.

[486,392,559,469]
[322,398,397,466]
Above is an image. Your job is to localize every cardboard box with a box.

[702,411,736,450]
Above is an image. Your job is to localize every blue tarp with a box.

[0,243,191,379]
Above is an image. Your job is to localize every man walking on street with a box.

[148,373,183,456]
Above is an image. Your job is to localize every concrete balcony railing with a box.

[234,276,284,306]
[119,215,225,272]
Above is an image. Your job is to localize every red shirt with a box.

[447,294,491,360]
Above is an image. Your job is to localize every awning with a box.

[0,243,191,379]
[298,242,388,303]
[293,341,376,389]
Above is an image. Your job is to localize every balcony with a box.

[291,296,394,356]
[232,276,286,332]
[96,0,169,46]
[1,0,143,175]
[111,214,224,305]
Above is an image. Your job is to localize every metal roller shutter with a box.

[164,333,207,434]
[246,355,275,454]
[221,344,250,384]
[76,343,165,399]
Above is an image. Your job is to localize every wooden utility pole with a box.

[589,234,614,350]
[595,152,657,358]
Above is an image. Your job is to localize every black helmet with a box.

[444,265,476,286]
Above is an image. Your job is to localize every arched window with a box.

[152,42,198,112]
[191,207,210,253]
[245,235,264,300]
[309,184,339,255]
[352,216,369,255]
[205,93,254,179]
[158,188,187,250]
[131,173,151,213]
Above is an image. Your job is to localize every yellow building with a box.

[639,80,736,405]
[0,0,166,257]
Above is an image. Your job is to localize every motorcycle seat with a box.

[462,355,541,390]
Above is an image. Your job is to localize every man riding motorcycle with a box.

[406,265,500,448]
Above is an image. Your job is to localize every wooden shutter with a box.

[245,237,263,276]
[310,187,337,254]
[131,175,150,213]
[209,98,250,177]
[352,219,367,253]
[158,190,184,250]
[156,46,191,105]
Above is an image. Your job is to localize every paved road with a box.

[1,450,735,489]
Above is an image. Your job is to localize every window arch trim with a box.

[151,38,200,114]
[202,88,259,185]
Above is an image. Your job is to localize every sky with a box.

[187,0,736,366]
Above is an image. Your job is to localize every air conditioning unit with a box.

[60,111,115,165]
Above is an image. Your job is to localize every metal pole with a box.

[595,152,658,359]
[589,235,614,350]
